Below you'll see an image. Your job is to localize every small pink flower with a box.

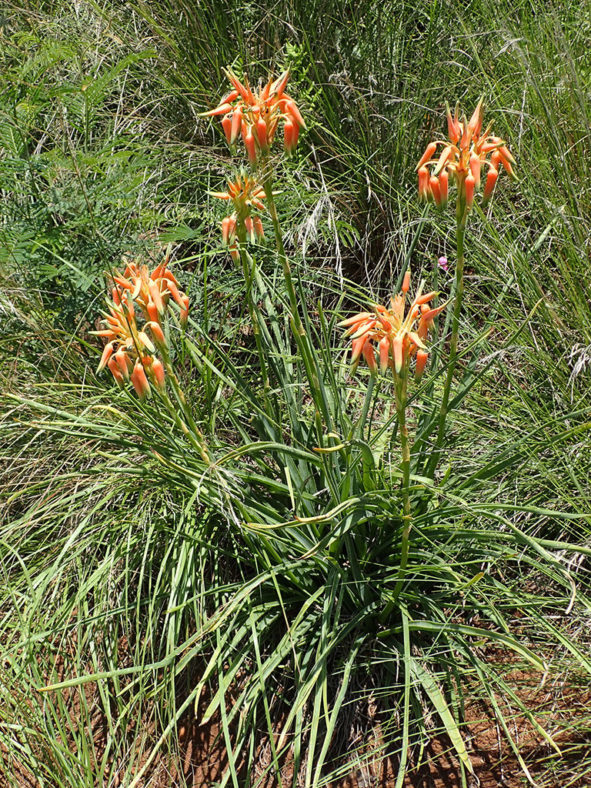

[438,256,449,272]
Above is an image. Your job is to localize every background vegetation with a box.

[1,0,590,785]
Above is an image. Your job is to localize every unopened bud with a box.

[415,349,429,380]
[256,118,268,149]
[107,357,125,386]
[151,357,166,389]
[253,216,264,239]
[244,132,256,164]
[285,99,305,128]
[379,336,390,373]
[469,153,481,187]
[221,115,232,144]
[402,270,411,294]
[230,108,242,144]
[97,342,114,373]
[430,175,442,206]
[483,166,498,203]
[180,295,189,327]
[114,348,130,379]
[362,341,377,373]
[244,217,255,243]
[148,321,166,347]
[131,361,151,400]
[284,119,298,152]
[418,166,430,200]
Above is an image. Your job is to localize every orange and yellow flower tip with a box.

[203,67,304,158]
[417,99,515,208]
[341,273,446,379]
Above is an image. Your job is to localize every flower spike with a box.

[417,100,515,209]
[202,68,305,158]
[340,272,446,379]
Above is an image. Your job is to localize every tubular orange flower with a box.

[416,99,515,208]
[201,68,305,158]
[339,271,446,378]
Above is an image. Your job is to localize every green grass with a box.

[1,0,591,786]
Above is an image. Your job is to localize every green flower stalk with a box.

[340,272,446,613]
[417,100,516,478]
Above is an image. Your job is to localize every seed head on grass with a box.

[417,99,516,209]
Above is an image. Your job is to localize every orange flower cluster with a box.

[339,272,446,379]
[417,100,515,208]
[92,258,189,398]
[211,173,266,260]
[202,68,305,161]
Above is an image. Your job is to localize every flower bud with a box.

[151,358,166,389]
[253,216,264,239]
[230,108,242,144]
[418,166,430,200]
[107,357,125,386]
[483,166,498,203]
[393,335,404,374]
[244,217,255,243]
[284,119,298,152]
[97,342,115,373]
[244,131,257,164]
[470,153,481,187]
[221,115,232,143]
[256,118,268,149]
[180,295,189,327]
[446,102,461,144]
[467,99,483,139]
[221,216,234,245]
[114,348,130,379]
[429,175,442,206]
[362,340,377,373]
[415,349,429,380]
[402,270,411,294]
[147,302,159,323]
[285,99,305,128]
[148,321,166,347]
[148,280,165,315]
[498,146,515,177]
[131,361,150,400]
